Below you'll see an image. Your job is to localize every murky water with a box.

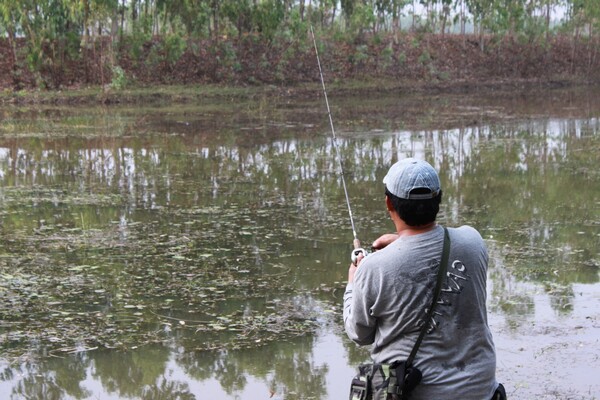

[0,88,598,399]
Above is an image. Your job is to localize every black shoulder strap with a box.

[406,226,450,367]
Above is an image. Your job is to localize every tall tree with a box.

[341,0,357,20]
[160,0,210,38]
[0,0,21,87]
[252,0,286,41]
[221,0,253,38]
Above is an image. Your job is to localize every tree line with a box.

[1,0,599,89]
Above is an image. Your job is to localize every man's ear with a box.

[385,195,394,212]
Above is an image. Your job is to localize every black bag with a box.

[387,361,422,399]
[349,361,422,400]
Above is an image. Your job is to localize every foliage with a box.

[110,64,127,89]
[252,0,285,42]
[1,0,600,89]
[164,32,187,65]
[348,2,377,36]
[128,14,153,61]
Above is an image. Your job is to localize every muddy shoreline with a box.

[0,76,593,107]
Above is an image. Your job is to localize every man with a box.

[343,158,501,399]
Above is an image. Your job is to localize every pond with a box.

[0,87,598,399]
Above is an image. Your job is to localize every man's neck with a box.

[395,221,437,237]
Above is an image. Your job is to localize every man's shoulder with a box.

[451,225,482,237]
[447,226,488,257]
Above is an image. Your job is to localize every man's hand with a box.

[348,252,365,283]
[372,233,399,250]
[348,233,399,283]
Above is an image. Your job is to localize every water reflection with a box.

[0,336,340,399]
[0,90,598,398]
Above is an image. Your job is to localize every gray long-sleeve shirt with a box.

[343,225,497,400]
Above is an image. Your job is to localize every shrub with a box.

[110,66,127,90]
[164,33,187,66]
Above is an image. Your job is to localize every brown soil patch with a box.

[1,33,599,101]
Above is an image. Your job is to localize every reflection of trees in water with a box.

[141,377,195,400]
[488,244,539,329]
[0,297,331,399]
[341,332,372,366]
[92,346,170,397]
[8,354,90,399]
[175,336,329,398]
[487,238,580,324]
[544,283,575,314]
[2,347,193,399]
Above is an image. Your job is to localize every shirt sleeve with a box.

[343,271,377,345]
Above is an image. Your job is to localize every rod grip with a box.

[353,238,361,249]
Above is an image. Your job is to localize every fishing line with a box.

[309,25,366,262]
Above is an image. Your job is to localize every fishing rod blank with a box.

[309,25,367,264]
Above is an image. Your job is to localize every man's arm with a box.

[372,233,399,250]
[343,257,377,345]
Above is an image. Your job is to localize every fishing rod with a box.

[309,25,367,265]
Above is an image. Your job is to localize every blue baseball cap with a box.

[383,158,441,200]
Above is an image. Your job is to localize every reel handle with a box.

[351,238,368,265]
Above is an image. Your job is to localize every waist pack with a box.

[350,364,506,400]
[349,361,422,400]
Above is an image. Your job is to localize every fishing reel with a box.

[351,247,368,265]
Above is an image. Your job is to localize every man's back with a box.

[344,225,497,399]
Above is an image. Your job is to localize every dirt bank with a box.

[1,33,599,104]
